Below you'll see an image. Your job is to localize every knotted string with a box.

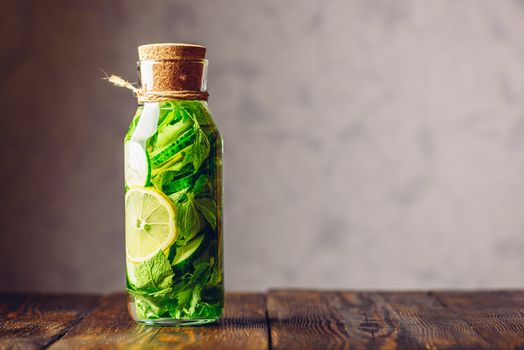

[103,74,209,102]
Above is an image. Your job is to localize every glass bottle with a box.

[124,43,223,326]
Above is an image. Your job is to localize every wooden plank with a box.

[267,290,501,350]
[0,293,99,350]
[380,291,491,349]
[267,289,403,350]
[432,291,524,349]
[0,294,31,318]
[51,292,269,350]
[48,293,159,349]
[2,290,522,349]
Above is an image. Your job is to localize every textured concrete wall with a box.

[1,0,524,292]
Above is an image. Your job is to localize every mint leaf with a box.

[155,122,189,152]
[191,123,210,171]
[175,193,204,242]
[195,198,217,230]
[134,250,174,293]
[130,250,176,319]
[150,170,170,192]
[156,102,176,128]
[168,188,189,203]
[206,264,222,288]
[165,173,197,195]
[154,105,193,153]
[188,284,203,316]
[192,174,209,194]
[168,261,212,318]
[134,295,167,319]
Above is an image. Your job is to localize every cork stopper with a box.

[137,43,207,95]
[138,43,206,61]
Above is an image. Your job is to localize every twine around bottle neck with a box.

[104,74,209,102]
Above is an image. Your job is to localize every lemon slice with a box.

[125,187,177,263]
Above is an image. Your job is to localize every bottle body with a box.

[124,99,223,325]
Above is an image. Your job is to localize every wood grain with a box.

[48,293,158,350]
[267,290,402,350]
[267,290,518,350]
[1,291,524,349]
[50,292,268,350]
[432,291,524,349]
[0,293,99,350]
[380,291,490,349]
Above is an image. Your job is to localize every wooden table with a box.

[1,290,523,349]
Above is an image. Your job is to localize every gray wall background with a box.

[1,0,523,292]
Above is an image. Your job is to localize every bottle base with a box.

[128,297,221,326]
[136,318,219,326]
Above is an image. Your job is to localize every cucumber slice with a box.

[150,128,196,167]
[164,172,198,195]
[124,141,150,186]
[131,102,160,143]
[172,233,205,266]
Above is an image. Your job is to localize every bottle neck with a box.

[138,59,208,94]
